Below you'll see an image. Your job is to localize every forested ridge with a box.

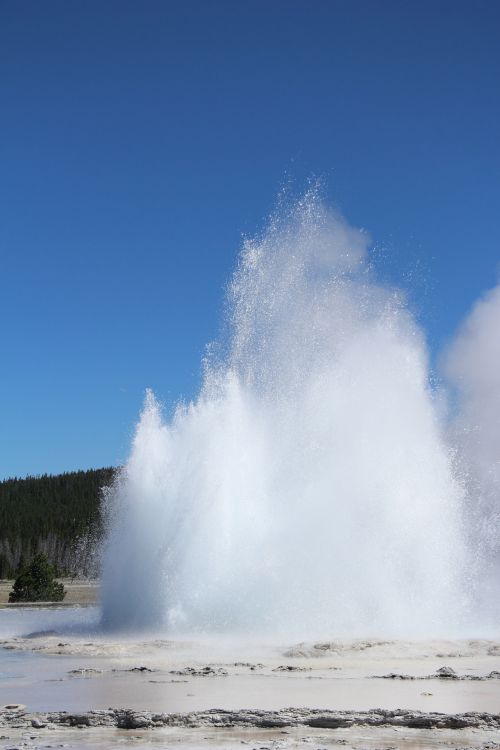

[0,467,115,578]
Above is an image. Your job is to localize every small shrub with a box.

[9,553,65,603]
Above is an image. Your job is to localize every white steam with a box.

[444,283,500,616]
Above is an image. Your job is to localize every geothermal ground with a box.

[1,586,500,749]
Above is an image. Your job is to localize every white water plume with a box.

[101,190,467,637]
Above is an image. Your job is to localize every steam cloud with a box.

[444,283,500,618]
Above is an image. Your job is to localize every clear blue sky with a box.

[1,0,499,479]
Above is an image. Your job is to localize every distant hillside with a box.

[0,467,115,578]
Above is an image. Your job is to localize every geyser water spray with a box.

[101,189,467,636]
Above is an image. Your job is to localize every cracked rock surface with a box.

[2,706,500,731]
[375,666,500,681]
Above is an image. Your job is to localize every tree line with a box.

[0,467,115,579]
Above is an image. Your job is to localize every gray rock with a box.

[434,665,458,679]
[170,666,228,677]
[2,706,500,731]
[31,718,47,728]
[115,710,153,729]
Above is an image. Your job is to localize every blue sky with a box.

[1,0,499,479]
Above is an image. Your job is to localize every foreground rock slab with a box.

[2,705,500,731]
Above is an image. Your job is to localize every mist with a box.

[444,283,500,621]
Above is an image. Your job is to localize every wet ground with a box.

[0,602,499,749]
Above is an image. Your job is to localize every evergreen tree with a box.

[9,553,65,602]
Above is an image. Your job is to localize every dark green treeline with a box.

[0,467,115,579]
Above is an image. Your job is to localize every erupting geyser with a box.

[101,189,468,636]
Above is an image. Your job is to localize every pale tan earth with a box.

[0,579,100,606]
[0,588,499,749]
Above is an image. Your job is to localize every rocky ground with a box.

[1,604,500,748]
[1,705,500,749]
[2,704,500,729]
